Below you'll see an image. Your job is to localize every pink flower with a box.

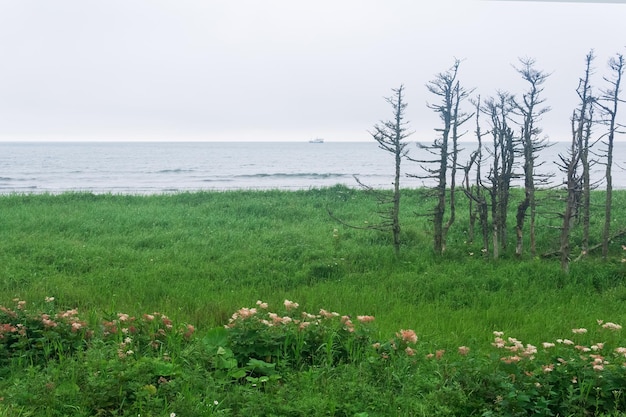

[572,328,587,334]
[117,313,130,322]
[591,355,605,364]
[405,347,416,356]
[284,300,299,310]
[162,316,173,328]
[615,347,626,356]
[268,313,282,325]
[458,346,470,356]
[435,349,445,360]
[319,309,335,318]
[493,331,504,337]
[542,364,555,373]
[397,329,418,344]
[42,317,57,328]
[256,300,268,309]
[492,337,506,348]
[542,342,555,349]
[184,324,195,339]
[501,355,522,364]
[44,296,55,303]
[602,322,622,331]
[236,307,257,319]
[0,323,17,334]
[372,342,381,349]
[357,315,375,324]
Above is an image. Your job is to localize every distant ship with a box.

[309,138,324,143]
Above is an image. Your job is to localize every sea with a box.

[0,141,625,194]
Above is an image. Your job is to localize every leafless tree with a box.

[511,58,551,257]
[483,92,517,259]
[331,85,412,255]
[596,53,624,259]
[463,96,490,254]
[558,51,594,272]
[411,59,472,255]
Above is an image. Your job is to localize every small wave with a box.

[0,185,38,190]
[156,169,195,174]
[0,177,41,182]
[202,178,235,183]
[235,173,347,179]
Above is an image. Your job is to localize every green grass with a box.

[1,186,626,415]
[2,187,625,342]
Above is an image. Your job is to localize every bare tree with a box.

[596,53,624,259]
[483,92,517,259]
[368,85,412,254]
[558,51,594,273]
[511,58,551,257]
[463,96,490,254]
[331,85,412,255]
[413,59,472,255]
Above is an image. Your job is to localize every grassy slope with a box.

[1,187,626,351]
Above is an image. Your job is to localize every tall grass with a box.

[2,187,626,415]
[1,187,625,346]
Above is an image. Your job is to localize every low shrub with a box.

[2,298,626,416]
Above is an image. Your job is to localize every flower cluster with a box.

[492,331,538,363]
[225,300,376,367]
[0,298,92,364]
[226,300,357,333]
[492,320,625,374]
[372,327,421,359]
[0,297,196,366]
[102,310,193,357]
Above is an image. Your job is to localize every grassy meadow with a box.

[2,187,626,416]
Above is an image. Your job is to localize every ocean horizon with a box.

[1,141,625,194]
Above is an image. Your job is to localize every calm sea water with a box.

[0,141,624,194]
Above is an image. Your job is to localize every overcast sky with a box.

[0,0,624,142]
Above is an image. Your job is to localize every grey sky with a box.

[0,0,624,142]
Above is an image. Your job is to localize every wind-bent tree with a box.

[413,59,472,255]
[483,92,517,259]
[558,52,595,273]
[332,85,412,255]
[596,53,624,259]
[511,58,551,257]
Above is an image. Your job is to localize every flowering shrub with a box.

[0,297,195,367]
[476,321,626,416]
[0,298,91,366]
[225,299,378,369]
[101,310,195,359]
[3,297,626,416]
